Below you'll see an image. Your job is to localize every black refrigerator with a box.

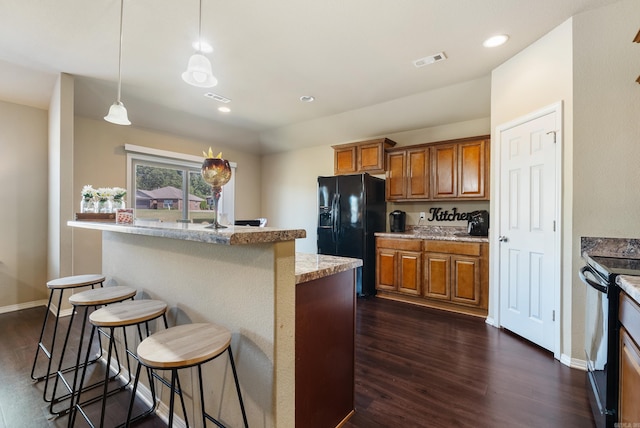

[317,173,386,296]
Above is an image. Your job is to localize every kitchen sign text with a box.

[428,207,471,222]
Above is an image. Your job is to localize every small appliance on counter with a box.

[389,210,406,233]
[467,210,489,236]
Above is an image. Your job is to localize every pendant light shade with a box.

[104,0,131,125]
[183,0,217,88]
[104,101,131,125]
[182,53,218,87]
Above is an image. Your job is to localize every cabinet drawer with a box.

[376,238,422,252]
[621,291,640,341]
[423,241,481,256]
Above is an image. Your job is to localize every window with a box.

[125,144,235,224]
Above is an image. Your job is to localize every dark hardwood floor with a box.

[0,298,594,427]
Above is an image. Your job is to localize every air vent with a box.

[413,52,447,68]
[204,92,231,103]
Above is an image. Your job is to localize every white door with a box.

[498,108,559,352]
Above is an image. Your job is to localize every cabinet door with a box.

[620,327,640,424]
[458,139,487,198]
[358,141,385,172]
[386,151,406,200]
[397,251,422,295]
[431,144,457,199]
[334,146,357,175]
[376,248,397,291]
[407,148,429,199]
[424,253,450,300]
[450,255,481,306]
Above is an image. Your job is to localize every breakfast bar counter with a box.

[68,220,360,428]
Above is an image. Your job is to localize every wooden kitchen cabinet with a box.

[385,135,489,202]
[376,237,488,317]
[432,138,488,200]
[424,241,482,307]
[333,138,396,175]
[375,238,422,296]
[619,291,640,424]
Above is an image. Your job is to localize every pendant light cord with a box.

[116,0,124,103]
[197,0,203,52]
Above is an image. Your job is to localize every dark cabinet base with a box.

[296,269,356,427]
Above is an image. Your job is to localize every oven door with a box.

[579,265,615,428]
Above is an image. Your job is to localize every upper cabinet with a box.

[332,138,397,175]
[386,135,490,202]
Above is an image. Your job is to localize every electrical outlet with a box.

[419,212,425,220]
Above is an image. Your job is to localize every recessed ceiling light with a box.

[218,107,230,113]
[483,34,509,48]
[192,40,213,53]
[300,95,315,103]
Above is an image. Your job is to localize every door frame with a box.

[489,101,563,360]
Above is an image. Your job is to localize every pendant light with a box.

[182,0,217,87]
[104,0,131,125]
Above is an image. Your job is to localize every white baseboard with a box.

[560,353,587,371]
[485,316,497,327]
[0,299,48,315]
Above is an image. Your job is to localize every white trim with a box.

[484,316,497,327]
[492,101,563,360]
[124,143,237,168]
[0,300,48,315]
[560,353,587,371]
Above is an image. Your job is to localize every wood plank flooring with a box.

[0,297,594,427]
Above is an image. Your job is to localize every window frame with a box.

[125,144,236,224]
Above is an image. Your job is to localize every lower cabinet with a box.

[619,291,640,424]
[376,238,422,295]
[376,237,488,317]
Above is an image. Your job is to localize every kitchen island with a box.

[68,220,361,428]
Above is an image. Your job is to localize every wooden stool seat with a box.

[89,300,168,328]
[69,285,137,307]
[137,323,232,369]
[47,274,106,290]
[126,322,248,427]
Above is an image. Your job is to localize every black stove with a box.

[585,255,640,280]
[580,254,640,428]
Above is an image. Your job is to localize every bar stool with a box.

[31,274,105,403]
[48,285,137,416]
[70,299,169,428]
[127,322,249,428]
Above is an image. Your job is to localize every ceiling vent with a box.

[204,92,231,103]
[413,52,447,68]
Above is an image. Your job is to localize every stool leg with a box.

[47,306,77,410]
[227,347,249,428]
[31,289,64,405]
[124,362,143,428]
[168,370,176,428]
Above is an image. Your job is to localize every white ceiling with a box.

[0,0,619,153]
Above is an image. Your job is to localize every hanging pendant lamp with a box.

[105,0,131,125]
[182,0,217,87]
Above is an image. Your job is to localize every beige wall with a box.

[491,19,574,358]
[261,118,490,254]
[72,115,263,274]
[571,0,640,355]
[0,100,49,310]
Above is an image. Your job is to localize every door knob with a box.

[498,236,509,242]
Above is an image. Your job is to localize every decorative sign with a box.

[427,207,471,222]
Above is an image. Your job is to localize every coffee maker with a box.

[389,210,406,233]
[467,210,489,236]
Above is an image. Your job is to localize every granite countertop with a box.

[295,253,363,284]
[68,220,306,245]
[375,225,489,243]
[616,275,640,304]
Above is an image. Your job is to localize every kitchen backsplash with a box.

[387,201,490,228]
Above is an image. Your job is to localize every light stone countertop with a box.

[68,220,306,245]
[375,225,489,243]
[616,275,640,304]
[295,253,362,284]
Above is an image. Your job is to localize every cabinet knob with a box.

[498,235,509,242]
